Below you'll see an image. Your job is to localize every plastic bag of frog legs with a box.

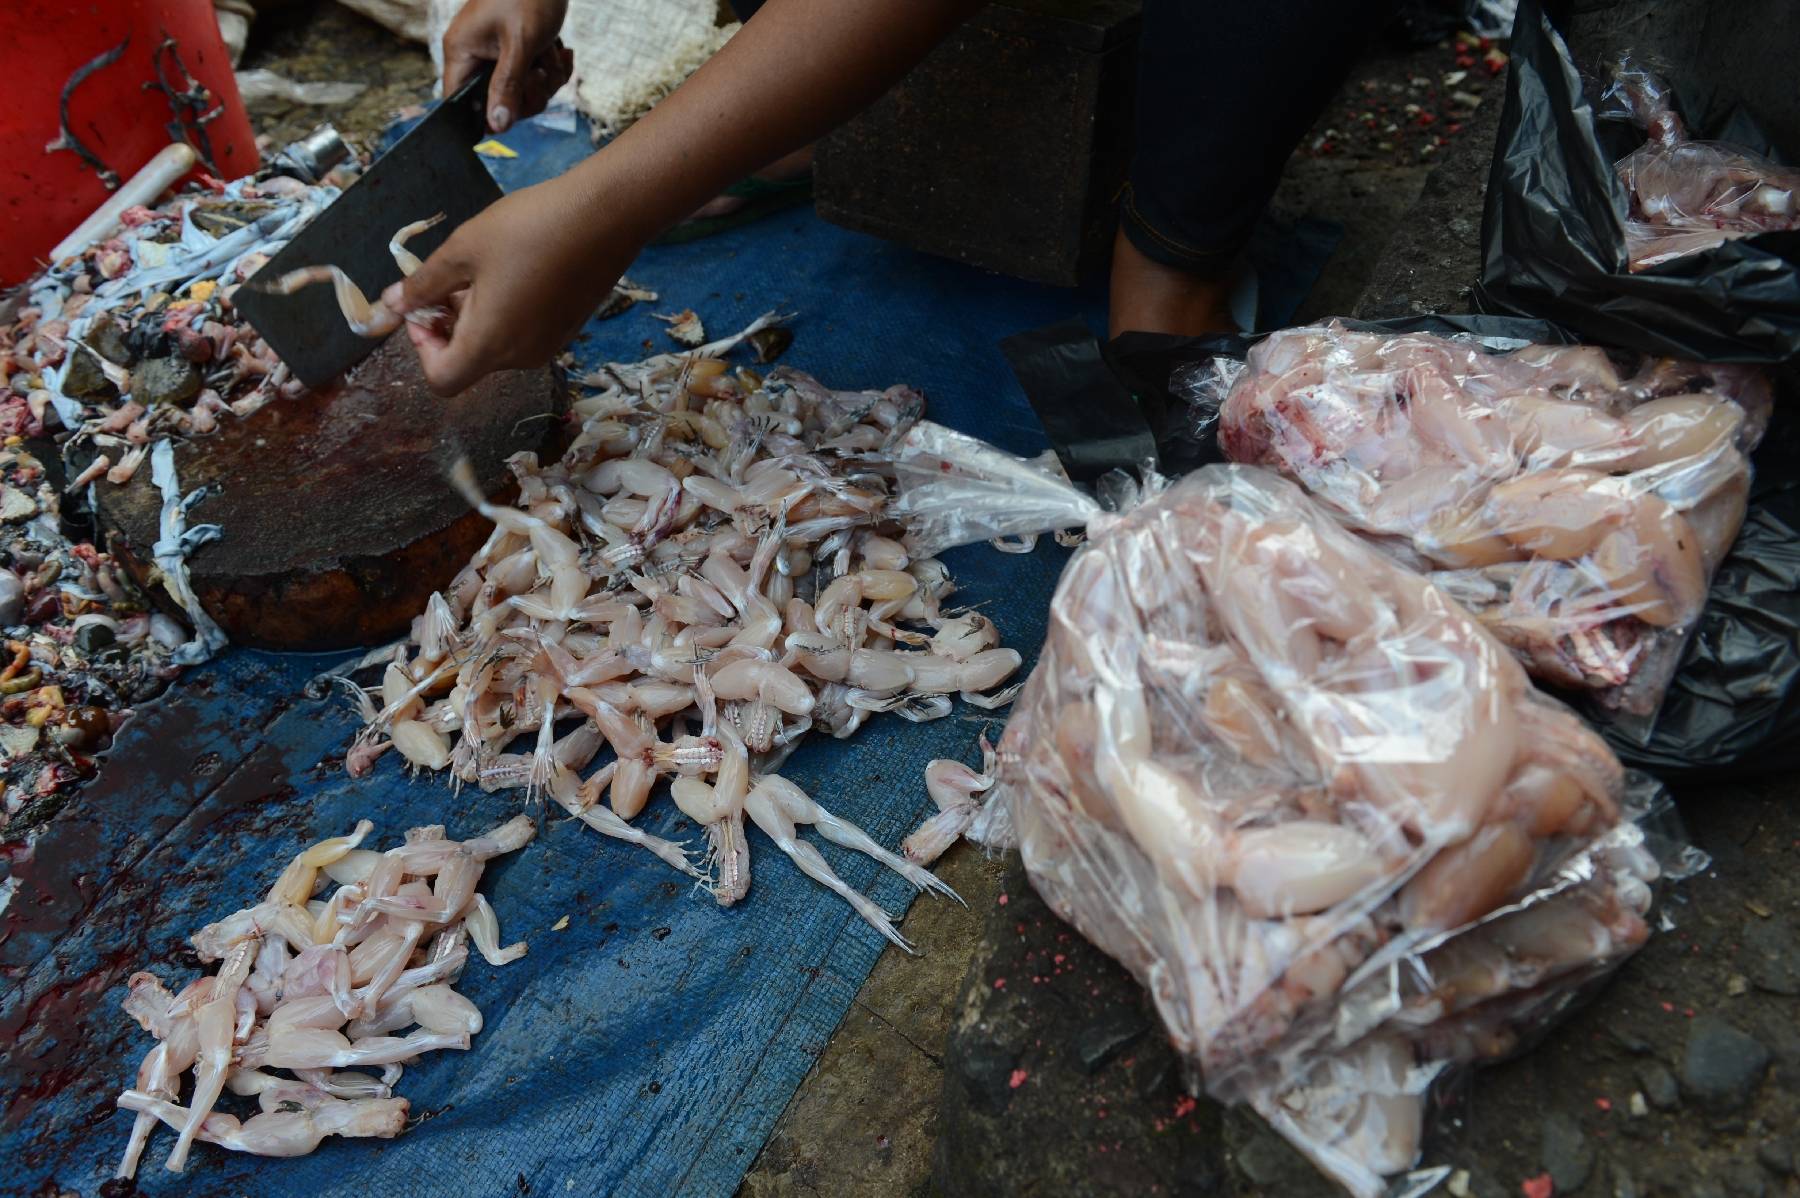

[1472,0,1800,364]
[1184,320,1772,732]
[1160,317,1800,779]
[1025,312,1800,777]
[886,439,1700,1196]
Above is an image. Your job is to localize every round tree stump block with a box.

[94,336,565,651]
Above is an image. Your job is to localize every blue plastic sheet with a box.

[1,114,1095,1198]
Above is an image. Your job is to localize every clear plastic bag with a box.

[1601,54,1800,271]
[1245,791,1678,1197]
[1195,321,1770,727]
[887,446,1691,1196]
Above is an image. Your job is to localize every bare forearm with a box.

[565,0,981,243]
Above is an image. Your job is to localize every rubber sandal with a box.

[653,172,814,245]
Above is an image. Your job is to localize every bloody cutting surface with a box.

[89,335,564,651]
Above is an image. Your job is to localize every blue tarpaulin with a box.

[1,110,1330,1197]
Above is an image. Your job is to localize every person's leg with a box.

[1110,0,1395,337]
[1109,231,1237,338]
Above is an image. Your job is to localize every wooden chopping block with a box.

[94,336,566,651]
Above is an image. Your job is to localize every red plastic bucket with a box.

[0,1,259,287]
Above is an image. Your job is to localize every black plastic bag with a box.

[1010,313,1578,477]
[999,320,1158,483]
[1625,485,1800,778]
[1004,314,1800,779]
[1471,0,1800,364]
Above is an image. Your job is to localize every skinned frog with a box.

[258,214,449,338]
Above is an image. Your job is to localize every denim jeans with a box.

[1120,0,1392,275]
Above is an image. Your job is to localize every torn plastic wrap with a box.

[1200,321,1770,734]
[889,421,1102,558]
[1473,0,1800,364]
[888,442,1690,1196]
[150,440,229,668]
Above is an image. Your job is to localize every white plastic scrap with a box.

[889,421,1103,557]
[101,194,320,299]
[43,369,84,430]
[528,102,581,135]
[150,440,228,667]
[234,69,368,106]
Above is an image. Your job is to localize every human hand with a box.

[383,174,636,396]
[441,0,574,133]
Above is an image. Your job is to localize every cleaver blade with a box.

[235,68,501,389]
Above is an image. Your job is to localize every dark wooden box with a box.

[814,0,1141,288]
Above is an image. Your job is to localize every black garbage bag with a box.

[1003,315,1800,779]
[999,320,1160,484]
[1471,0,1800,364]
[1625,484,1800,779]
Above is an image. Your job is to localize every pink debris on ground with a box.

[1009,1069,1029,1089]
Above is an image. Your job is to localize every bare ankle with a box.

[1108,227,1238,339]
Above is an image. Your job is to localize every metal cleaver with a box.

[235,68,502,389]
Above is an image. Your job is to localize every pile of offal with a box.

[0,167,354,836]
[0,442,184,834]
